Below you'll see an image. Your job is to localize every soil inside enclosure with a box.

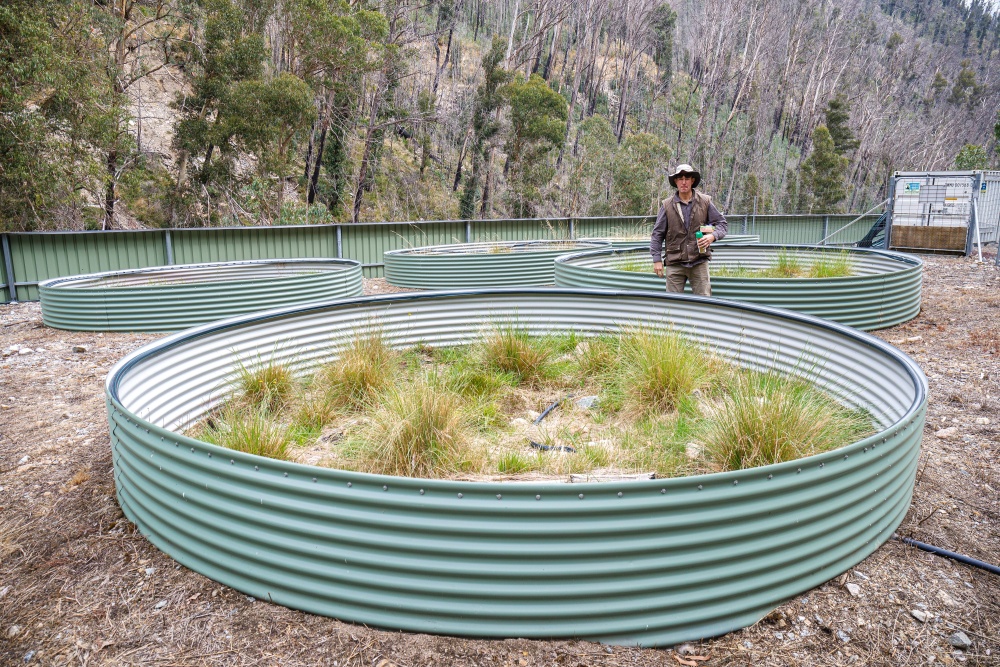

[2,256,999,666]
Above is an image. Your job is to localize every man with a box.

[650,163,728,296]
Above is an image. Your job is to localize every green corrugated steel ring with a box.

[38,259,363,332]
[383,240,608,288]
[580,234,760,249]
[106,289,926,647]
[555,245,922,331]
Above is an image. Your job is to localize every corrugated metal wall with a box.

[0,215,887,303]
[107,289,927,646]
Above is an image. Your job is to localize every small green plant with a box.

[613,257,653,273]
[199,404,292,460]
[701,368,875,471]
[234,357,293,412]
[772,249,803,277]
[320,327,397,409]
[576,336,619,379]
[496,451,535,474]
[616,325,715,415]
[479,323,552,385]
[809,251,854,278]
[356,374,472,476]
[712,264,757,278]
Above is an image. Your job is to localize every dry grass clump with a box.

[198,403,293,460]
[320,328,397,409]
[477,323,552,386]
[190,323,873,480]
[351,374,475,476]
[234,358,294,411]
[714,249,855,279]
[701,368,872,471]
[615,325,716,416]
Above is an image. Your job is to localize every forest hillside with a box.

[2,0,999,231]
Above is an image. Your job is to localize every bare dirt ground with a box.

[1,254,998,666]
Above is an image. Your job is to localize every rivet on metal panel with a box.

[383,485,388,491]
[819,463,825,468]
[230,460,234,465]
[864,448,868,452]
[182,493,186,499]
[697,485,703,490]
[419,489,424,495]
[767,474,773,479]
[535,495,541,500]
[733,480,739,485]
[844,454,849,459]
[457,493,463,498]
[313,478,317,483]
[496,494,502,500]
[255,466,259,471]
[284,472,288,477]
[347,482,352,487]
[160,437,164,441]
[660,489,666,494]
[578,494,585,499]
[617,492,623,498]
[797,468,802,473]
[207,453,212,458]
[190,448,195,453]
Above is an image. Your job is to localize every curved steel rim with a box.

[106,289,927,646]
[384,240,608,257]
[554,246,923,330]
[38,258,361,289]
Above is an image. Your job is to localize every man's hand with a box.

[697,233,715,251]
[653,262,664,278]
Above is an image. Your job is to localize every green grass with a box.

[714,250,855,279]
[809,250,855,278]
[353,373,474,477]
[233,357,293,412]
[613,257,653,273]
[701,368,875,471]
[197,324,874,481]
[198,403,292,460]
[477,322,553,386]
[320,327,398,409]
[615,325,716,416]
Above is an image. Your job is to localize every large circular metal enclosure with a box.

[555,245,922,330]
[39,259,363,332]
[107,289,926,647]
[383,240,607,288]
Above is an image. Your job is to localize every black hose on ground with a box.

[894,534,1000,576]
[527,395,576,453]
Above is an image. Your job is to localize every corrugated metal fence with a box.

[1,214,880,303]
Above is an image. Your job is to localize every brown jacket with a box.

[650,191,725,265]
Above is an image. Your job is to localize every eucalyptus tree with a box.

[276,0,388,215]
[172,0,270,222]
[0,0,108,230]
[91,0,195,228]
[459,37,511,219]
[502,73,567,217]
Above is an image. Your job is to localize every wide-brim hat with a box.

[668,164,701,189]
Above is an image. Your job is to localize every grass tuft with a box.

[357,374,473,477]
[199,404,292,460]
[616,325,714,416]
[809,250,855,278]
[701,369,874,471]
[478,323,552,385]
[321,328,397,409]
[234,358,293,412]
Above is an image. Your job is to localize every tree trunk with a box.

[103,148,117,230]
